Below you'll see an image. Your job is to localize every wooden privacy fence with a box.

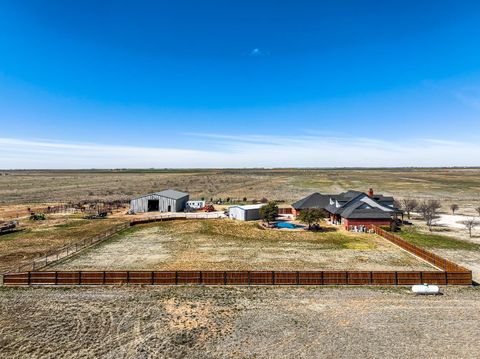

[3,270,472,286]
[371,225,471,273]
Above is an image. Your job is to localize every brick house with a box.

[292,188,402,230]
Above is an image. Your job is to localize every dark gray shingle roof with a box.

[292,192,331,210]
[342,207,393,219]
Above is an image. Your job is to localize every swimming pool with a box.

[273,222,304,229]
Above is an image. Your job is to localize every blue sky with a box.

[1,0,480,168]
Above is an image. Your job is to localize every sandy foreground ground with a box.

[1,286,479,359]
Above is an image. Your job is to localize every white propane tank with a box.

[412,284,440,295]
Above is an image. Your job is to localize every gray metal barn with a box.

[130,189,189,214]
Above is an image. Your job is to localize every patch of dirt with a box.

[1,286,479,359]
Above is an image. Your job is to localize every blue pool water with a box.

[274,222,303,229]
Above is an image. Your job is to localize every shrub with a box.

[259,202,279,224]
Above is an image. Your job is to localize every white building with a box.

[186,200,206,210]
[228,204,265,221]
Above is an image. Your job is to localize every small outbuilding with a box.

[186,200,206,210]
[228,204,265,221]
[130,189,189,214]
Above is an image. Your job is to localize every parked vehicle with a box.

[0,220,19,235]
[83,211,108,220]
[203,204,216,212]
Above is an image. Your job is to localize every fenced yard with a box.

[2,218,472,286]
[45,220,436,272]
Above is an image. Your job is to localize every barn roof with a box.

[157,189,189,200]
[132,189,189,200]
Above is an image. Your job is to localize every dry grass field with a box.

[1,169,479,358]
[0,215,127,273]
[1,286,479,359]
[1,168,480,213]
[49,220,434,271]
[2,168,479,275]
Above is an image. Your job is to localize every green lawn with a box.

[397,227,480,250]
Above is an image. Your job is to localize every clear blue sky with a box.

[1,0,480,168]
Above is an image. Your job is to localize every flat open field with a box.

[1,168,480,213]
[1,286,479,359]
[49,220,434,271]
[2,168,479,274]
[0,215,127,273]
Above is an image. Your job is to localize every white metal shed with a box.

[228,204,265,221]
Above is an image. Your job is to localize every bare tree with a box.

[450,204,459,215]
[393,199,401,210]
[461,218,479,238]
[476,206,480,217]
[418,200,442,231]
[401,198,418,219]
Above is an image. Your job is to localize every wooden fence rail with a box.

[3,270,472,286]
[9,222,130,274]
[371,225,471,273]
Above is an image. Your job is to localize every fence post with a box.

[151,271,154,285]
[175,271,178,285]
[55,271,58,285]
[394,272,398,286]
[272,271,275,285]
[224,271,227,285]
[28,271,31,285]
[296,271,300,285]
